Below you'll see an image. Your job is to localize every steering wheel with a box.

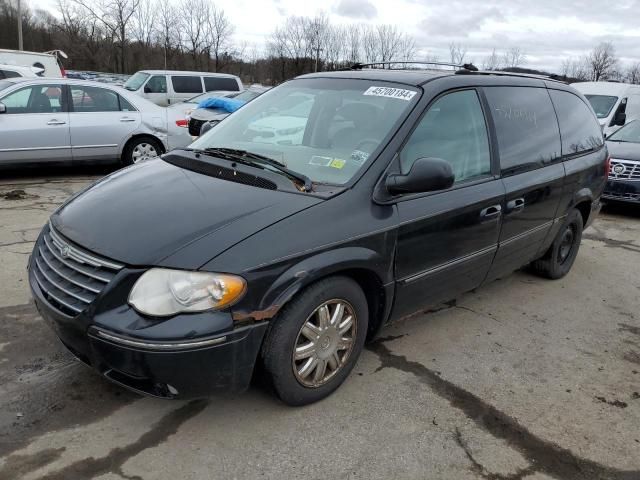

[354,138,379,152]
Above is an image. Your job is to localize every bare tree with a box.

[449,42,467,64]
[397,33,417,62]
[482,48,502,70]
[626,62,640,84]
[71,0,140,72]
[324,25,345,70]
[560,57,589,81]
[154,0,179,69]
[180,0,207,69]
[306,12,329,72]
[131,0,155,48]
[361,25,378,63]
[503,47,526,68]
[345,24,361,64]
[587,42,617,81]
[376,24,403,62]
[207,5,234,71]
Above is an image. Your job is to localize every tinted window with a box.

[171,76,202,94]
[204,77,240,92]
[549,90,604,155]
[484,87,560,175]
[71,86,120,112]
[400,90,491,183]
[146,75,167,93]
[0,85,64,114]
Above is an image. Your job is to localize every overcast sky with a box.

[35,0,640,72]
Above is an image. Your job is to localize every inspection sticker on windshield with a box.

[363,86,416,101]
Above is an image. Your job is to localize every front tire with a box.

[531,209,583,279]
[261,276,368,406]
[122,137,162,166]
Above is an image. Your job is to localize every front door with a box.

[142,75,168,106]
[391,89,504,320]
[68,85,141,162]
[0,83,70,164]
[482,86,565,281]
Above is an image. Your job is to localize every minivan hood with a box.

[606,140,640,161]
[51,159,321,269]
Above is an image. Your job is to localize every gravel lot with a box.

[0,166,639,480]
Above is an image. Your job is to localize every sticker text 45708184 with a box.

[363,86,417,101]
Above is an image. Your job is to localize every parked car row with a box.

[27,65,608,406]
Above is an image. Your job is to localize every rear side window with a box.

[71,86,120,112]
[400,89,491,183]
[204,77,240,92]
[171,76,203,94]
[549,90,603,156]
[484,87,561,175]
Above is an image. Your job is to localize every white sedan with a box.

[0,77,192,166]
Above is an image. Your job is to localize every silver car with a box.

[0,77,192,166]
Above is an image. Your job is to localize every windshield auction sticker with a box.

[363,86,417,101]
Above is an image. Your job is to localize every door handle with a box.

[47,119,66,125]
[119,117,136,122]
[506,198,525,213]
[480,204,502,220]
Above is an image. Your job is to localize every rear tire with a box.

[531,209,583,279]
[122,137,162,166]
[261,276,368,406]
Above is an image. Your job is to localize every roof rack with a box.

[455,69,568,84]
[348,61,479,72]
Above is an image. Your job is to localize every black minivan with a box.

[29,66,607,405]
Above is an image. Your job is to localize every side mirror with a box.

[143,85,152,94]
[613,111,626,126]
[200,120,220,136]
[386,157,455,195]
[0,103,6,114]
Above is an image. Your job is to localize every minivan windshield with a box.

[584,94,618,119]
[189,78,420,185]
[607,120,640,143]
[124,72,150,91]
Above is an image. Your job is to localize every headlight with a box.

[128,268,246,316]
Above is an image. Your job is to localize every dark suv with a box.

[29,65,607,406]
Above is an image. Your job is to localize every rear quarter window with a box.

[171,76,203,94]
[204,77,240,92]
[484,86,561,175]
[549,90,603,156]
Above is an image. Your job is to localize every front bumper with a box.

[602,179,640,204]
[29,263,268,399]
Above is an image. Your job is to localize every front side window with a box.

[0,69,21,79]
[124,72,150,91]
[71,86,120,112]
[146,75,167,94]
[171,76,202,94]
[0,84,64,114]
[584,94,618,119]
[549,90,604,155]
[190,79,420,185]
[400,90,491,183]
[484,86,561,175]
[204,77,240,92]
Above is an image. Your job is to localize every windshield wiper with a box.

[189,147,313,192]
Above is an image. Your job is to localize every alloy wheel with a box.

[292,299,357,388]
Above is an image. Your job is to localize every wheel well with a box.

[122,134,166,157]
[332,268,386,340]
[574,201,591,226]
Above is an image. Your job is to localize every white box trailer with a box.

[0,49,64,78]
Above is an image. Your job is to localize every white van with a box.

[0,50,64,78]
[0,64,43,78]
[573,81,640,137]
[123,70,243,106]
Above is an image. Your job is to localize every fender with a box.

[572,187,594,208]
[232,246,394,323]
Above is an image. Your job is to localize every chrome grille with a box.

[602,191,640,201]
[32,223,124,316]
[609,159,640,181]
